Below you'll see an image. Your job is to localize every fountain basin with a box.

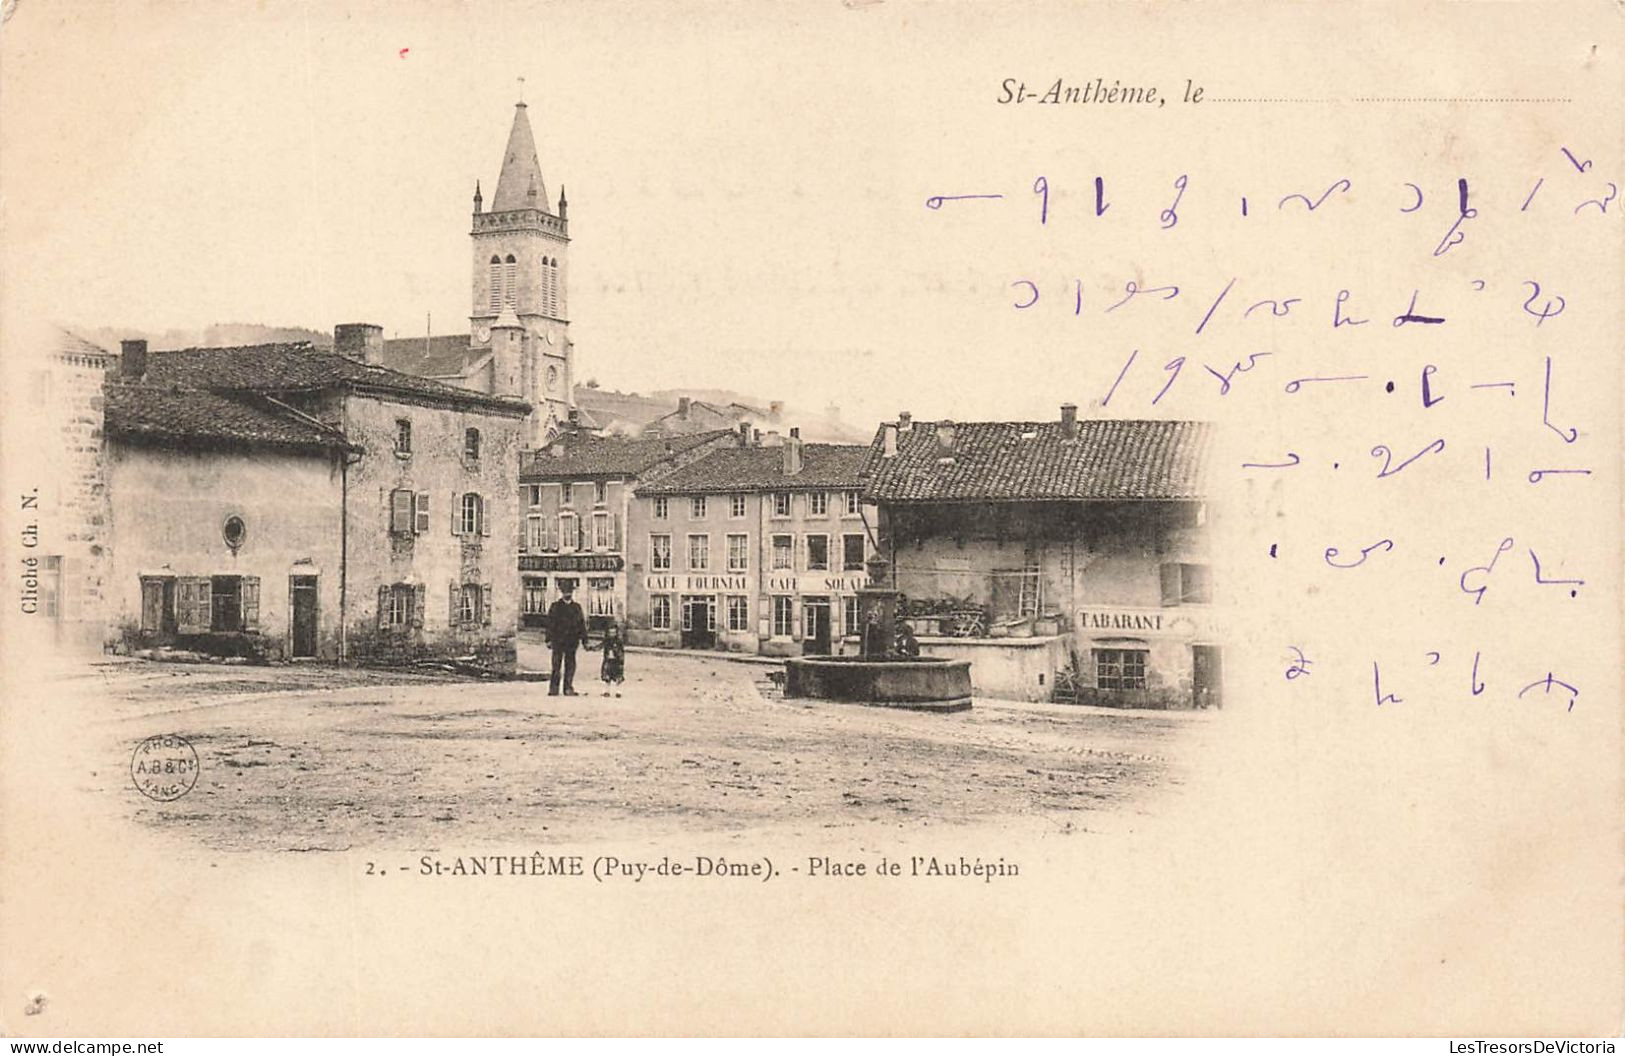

[783,655,973,713]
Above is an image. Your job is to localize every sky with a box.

[0,0,1600,427]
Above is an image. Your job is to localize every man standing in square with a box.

[546,586,587,696]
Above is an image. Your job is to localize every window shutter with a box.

[390,489,411,533]
[1159,563,1181,607]
[482,583,493,626]
[451,493,463,535]
[479,494,491,537]
[376,585,390,630]
[177,577,210,634]
[613,513,623,551]
[240,576,260,632]
[415,493,430,534]
[450,581,460,626]
[411,583,427,628]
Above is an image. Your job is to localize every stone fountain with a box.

[783,553,973,712]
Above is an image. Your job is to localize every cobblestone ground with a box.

[53,645,1217,853]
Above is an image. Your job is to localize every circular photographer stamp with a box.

[131,734,199,802]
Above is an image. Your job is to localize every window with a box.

[650,594,672,630]
[464,428,481,461]
[489,256,502,312]
[843,596,862,637]
[688,533,710,571]
[810,492,829,516]
[726,595,750,632]
[525,515,544,552]
[523,577,547,615]
[503,254,517,306]
[594,481,609,506]
[772,492,791,517]
[395,418,412,455]
[730,494,747,518]
[653,497,669,520]
[805,534,829,571]
[843,534,866,571]
[772,596,794,637]
[844,491,861,516]
[727,533,749,572]
[771,534,793,570]
[592,512,612,551]
[1095,649,1148,690]
[559,512,580,551]
[525,484,542,507]
[380,583,423,630]
[1161,563,1214,605]
[651,534,672,570]
[390,489,413,534]
[459,493,485,536]
[561,482,574,506]
[588,578,616,618]
[391,490,430,535]
[458,583,482,625]
[222,515,247,551]
[690,496,707,519]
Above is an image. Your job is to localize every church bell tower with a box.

[469,99,572,445]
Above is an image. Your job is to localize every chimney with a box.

[678,396,691,420]
[762,430,782,447]
[1061,402,1078,439]
[119,339,148,380]
[334,323,384,366]
[935,419,956,455]
[752,427,762,446]
[737,421,751,447]
[783,426,804,475]
[898,410,913,432]
[769,401,784,418]
[882,423,898,458]
[568,407,581,427]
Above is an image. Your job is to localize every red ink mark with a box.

[399,47,410,58]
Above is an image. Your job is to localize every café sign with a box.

[765,574,868,595]
[520,554,623,572]
[644,574,749,593]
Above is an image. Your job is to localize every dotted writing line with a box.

[1208,96,1572,104]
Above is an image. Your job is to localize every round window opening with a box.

[223,515,247,552]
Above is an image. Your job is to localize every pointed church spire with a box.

[490,101,548,213]
[473,179,483,213]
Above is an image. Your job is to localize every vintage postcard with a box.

[1,0,1620,1038]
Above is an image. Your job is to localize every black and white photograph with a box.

[0,0,1620,1040]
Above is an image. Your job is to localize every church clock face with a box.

[476,325,491,343]
[546,365,559,391]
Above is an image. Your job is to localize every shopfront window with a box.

[1094,648,1148,690]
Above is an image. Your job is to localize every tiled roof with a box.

[521,429,733,481]
[637,443,869,495]
[642,400,743,435]
[861,419,1213,502]
[378,334,485,378]
[105,383,356,453]
[56,328,115,362]
[141,343,527,415]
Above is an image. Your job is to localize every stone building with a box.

[627,430,876,656]
[12,328,117,652]
[518,424,736,634]
[104,331,529,666]
[377,101,572,446]
[861,407,1217,707]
